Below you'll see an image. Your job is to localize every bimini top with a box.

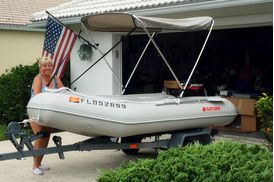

[81,13,213,32]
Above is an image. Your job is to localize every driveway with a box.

[0,129,266,182]
[0,132,156,182]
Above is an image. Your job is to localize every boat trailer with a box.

[0,122,216,161]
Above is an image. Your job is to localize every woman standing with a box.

[30,57,64,175]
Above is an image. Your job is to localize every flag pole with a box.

[45,11,96,49]
[46,53,69,87]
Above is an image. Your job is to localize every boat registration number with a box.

[69,96,127,109]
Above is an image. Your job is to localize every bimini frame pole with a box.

[179,20,214,97]
[70,27,136,86]
[81,23,124,89]
[122,32,156,94]
[132,15,183,90]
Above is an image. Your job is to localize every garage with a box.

[122,26,272,97]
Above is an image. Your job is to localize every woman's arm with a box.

[55,77,64,88]
[32,75,42,96]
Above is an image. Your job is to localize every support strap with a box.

[53,136,65,159]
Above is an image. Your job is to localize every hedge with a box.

[0,64,38,124]
[97,141,273,182]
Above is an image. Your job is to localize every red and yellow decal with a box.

[69,96,80,103]
[202,106,221,112]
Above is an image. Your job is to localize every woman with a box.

[30,57,64,175]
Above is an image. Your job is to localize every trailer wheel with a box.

[121,137,142,155]
[183,134,211,146]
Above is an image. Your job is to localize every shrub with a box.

[97,141,273,182]
[0,64,38,124]
[255,93,273,145]
[0,61,70,124]
[0,124,7,141]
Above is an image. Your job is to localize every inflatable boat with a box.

[27,88,237,137]
[27,13,237,137]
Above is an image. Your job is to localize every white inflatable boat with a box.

[27,88,237,137]
[27,13,237,137]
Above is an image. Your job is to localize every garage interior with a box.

[122,26,273,97]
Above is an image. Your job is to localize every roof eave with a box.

[0,24,45,32]
[129,0,272,16]
[27,0,272,28]
[27,16,82,28]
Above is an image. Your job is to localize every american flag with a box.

[42,16,77,78]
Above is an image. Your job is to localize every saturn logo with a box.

[202,106,221,112]
[202,107,207,112]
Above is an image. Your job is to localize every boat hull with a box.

[27,88,237,137]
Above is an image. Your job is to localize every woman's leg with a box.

[30,122,51,169]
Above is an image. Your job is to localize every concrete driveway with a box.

[0,132,156,182]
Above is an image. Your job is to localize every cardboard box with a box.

[238,99,256,116]
[225,97,239,110]
[218,115,257,132]
[225,97,256,116]
[240,115,257,132]
[164,80,181,89]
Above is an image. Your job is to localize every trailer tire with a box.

[121,136,142,155]
[183,134,211,146]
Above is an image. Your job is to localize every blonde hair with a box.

[38,57,53,67]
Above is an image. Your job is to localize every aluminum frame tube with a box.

[122,33,155,94]
[81,23,124,88]
[132,15,183,90]
[179,20,214,97]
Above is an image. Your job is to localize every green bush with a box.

[0,64,38,124]
[0,124,7,141]
[97,141,273,182]
[255,93,273,145]
[0,61,70,124]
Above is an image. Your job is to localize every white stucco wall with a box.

[70,31,122,95]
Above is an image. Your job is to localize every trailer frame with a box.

[0,122,215,161]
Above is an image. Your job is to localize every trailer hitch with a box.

[2,122,67,160]
[5,122,38,159]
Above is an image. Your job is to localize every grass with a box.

[0,124,7,141]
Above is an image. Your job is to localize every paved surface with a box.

[0,131,266,181]
[0,132,156,182]
[216,130,267,145]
